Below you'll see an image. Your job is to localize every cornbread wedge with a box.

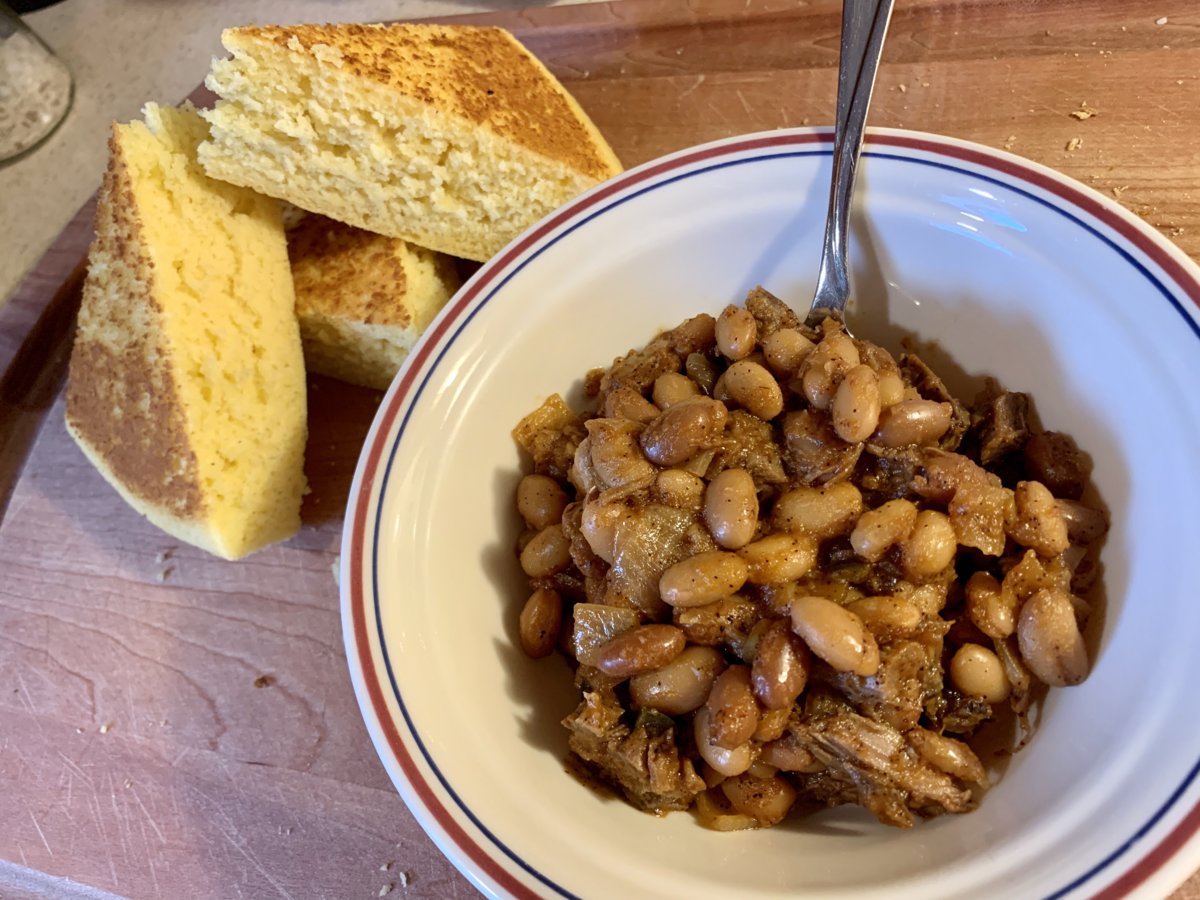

[287,214,461,390]
[198,23,623,261]
[65,103,307,560]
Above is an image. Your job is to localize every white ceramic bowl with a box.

[341,128,1200,899]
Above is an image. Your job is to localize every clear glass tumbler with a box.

[0,2,72,163]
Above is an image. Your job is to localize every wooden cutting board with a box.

[1,0,1197,896]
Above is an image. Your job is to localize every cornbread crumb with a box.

[65,103,307,560]
[288,215,461,390]
[199,23,623,261]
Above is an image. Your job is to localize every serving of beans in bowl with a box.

[511,286,1106,830]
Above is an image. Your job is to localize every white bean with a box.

[704,468,759,550]
[659,551,750,608]
[722,360,785,421]
[762,328,815,376]
[831,364,881,443]
[850,499,918,562]
[1017,588,1088,686]
[652,372,700,409]
[579,499,628,564]
[720,773,797,826]
[655,468,706,511]
[640,397,729,467]
[1008,481,1070,557]
[694,707,754,777]
[716,305,757,361]
[737,533,817,584]
[516,474,569,530]
[872,400,954,447]
[630,646,726,715]
[519,588,562,658]
[705,665,760,750]
[949,642,1011,702]
[900,509,957,580]
[773,482,863,537]
[519,524,571,577]
[790,594,880,676]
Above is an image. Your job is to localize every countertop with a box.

[2,0,1199,897]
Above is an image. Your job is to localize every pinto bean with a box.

[593,624,686,678]
[872,399,953,448]
[519,589,562,658]
[519,524,571,577]
[1017,588,1089,686]
[831,364,881,443]
[516,474,569,530]
[704,468,759,550]
[705,665,760,749]
[722,360,785,421]
[640,397,729,466]
[750,619,810,709]
[629,645,726,714]
[716,305,757,361]
[790,594,880,676]
[737,533,817,584]
[659,551,750,608]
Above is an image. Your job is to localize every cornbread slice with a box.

[198,23,623,261]
[65,102,308,560]
[288,214,461,390]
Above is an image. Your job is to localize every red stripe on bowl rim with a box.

[345,129,1200,899]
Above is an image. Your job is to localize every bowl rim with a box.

[339,125,1200,899]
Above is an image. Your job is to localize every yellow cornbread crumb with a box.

[287,215,461,391]
[198,23,623,262]
[65,102,307,560]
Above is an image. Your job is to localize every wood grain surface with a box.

[1,0,1197,897]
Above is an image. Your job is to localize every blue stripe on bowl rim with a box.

[351,130,1200,899]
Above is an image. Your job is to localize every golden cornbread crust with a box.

[288,214,461,390]
[289,214,411,327]
[66,126,204,520]
[199,22,623,261]
[66,104,308,560]
[240,23,619,180]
